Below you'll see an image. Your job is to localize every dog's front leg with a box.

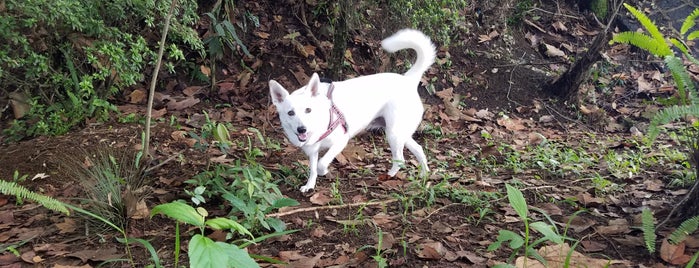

[318,139,349,176]
[301,147,320,193]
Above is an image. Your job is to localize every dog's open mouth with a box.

[297,133,308,142]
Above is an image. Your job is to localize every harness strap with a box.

[316,83,348,142]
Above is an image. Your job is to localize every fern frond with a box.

[623,3,671,52]
[670,38,690,55]
[688,31,699,41]
[0,180,70,215]
[647,105,699,141]
[669,215,699,244]
[610,32,672,57]
[680,8,699,35]
[641,208,657,253]
[665,55,696,104]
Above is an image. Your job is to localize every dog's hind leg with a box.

[406,138,429,176]
[386,132,407,176]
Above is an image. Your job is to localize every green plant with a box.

[0,180,70,215]
[610,4,699,142]
[66,148,147,232]
[358,228,389,268]
[1,0,203,142]
[185,143,299,233]
[0,179,160,267]
[642,208,657,253]
[488,184,582,266]
[151,201,262,268]
[386,0,469,46]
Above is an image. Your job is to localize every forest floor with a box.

[2,0,699,267]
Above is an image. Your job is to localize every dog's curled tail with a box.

[381,29,436,78]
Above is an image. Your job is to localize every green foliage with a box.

[488,184,580,265]
[385,0,469,46]
[152,201,296,268]
[0,180,70,215]
[641,208,657,253]
[669,215,699,244]
[610,4,699,142]
[590,0,608,20]
[0,0,203,141]
[185,142,299,233]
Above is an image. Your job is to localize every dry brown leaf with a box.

[309,192,332,206]
[254,31,270,39]
[660,239,692,265]
[478,30,499,43]
[552,21,568,32]
[55,218,77,234]
[515,243,628,267]
[542,43,567,59]
[497,116,526,131]
[200,65,211,77]
[67,247,122,263]
[416,241,445,260]
[167,97,200,111]
[636,75,654,93]
[183,86,202,97]
[129,89,146,104]
[130,199,150,220]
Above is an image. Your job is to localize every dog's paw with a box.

[300,185,315,193]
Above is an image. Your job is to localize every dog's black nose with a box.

[297,126,306,134]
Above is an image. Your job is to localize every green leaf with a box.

[488,229,524,251]
[688,31,699,41]
[610,32,672,57]
[151,202,205,227]
[505,184,528,220]
[265,217,287,233]
[623,3,668,48]
[189,234,260,268]
[530,221,563,244]
[214,123,231,144]
[641,208,657,253]
[271,198,300,209]
[680,8,699,35]
[205,217,254,238]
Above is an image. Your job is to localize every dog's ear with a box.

[308,73,321,97]
[269,80,288,104]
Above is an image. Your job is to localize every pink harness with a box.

[316,83,348,142]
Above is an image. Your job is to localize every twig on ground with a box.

[267,198,398,218]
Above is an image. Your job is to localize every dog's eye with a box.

[287,110,295,116]
[305,108,312,113]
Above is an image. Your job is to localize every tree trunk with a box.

[328,1,349,80]
[544,30,608,101]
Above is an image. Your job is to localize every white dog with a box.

[269,29,435,193]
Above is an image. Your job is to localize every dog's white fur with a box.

[269,29,436,192]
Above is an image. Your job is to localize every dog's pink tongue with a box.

[298,133,308,141]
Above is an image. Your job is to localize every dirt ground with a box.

[1,0,697,267]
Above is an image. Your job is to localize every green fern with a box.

[669,215,699,244]
[680,8,699,35]
[0,180,70,215]
[609,3,672,56]
[641,208,657,253]
[647,105,699,141]
[611,31,672,57]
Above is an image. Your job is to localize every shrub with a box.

[0,0,203,141]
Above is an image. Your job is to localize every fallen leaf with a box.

[129,89,146,104]
[309,192,332,206]
[167,97,200,111]
[56,218,77,234]
[67,247,122,262]
[541,43,567,59]
[416,241,445,260]
[660,239,692,265]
